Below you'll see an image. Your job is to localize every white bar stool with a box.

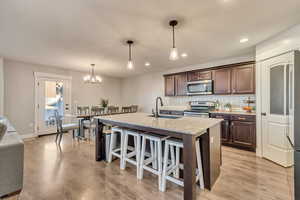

[161,137,204,192]
[107,127,125,169]
[138,133,169,190]
[122,129,142,177]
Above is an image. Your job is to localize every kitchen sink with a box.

[148,115,181,119]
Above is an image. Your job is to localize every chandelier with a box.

[83,64,102,84]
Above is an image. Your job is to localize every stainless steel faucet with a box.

[154,97,164,118]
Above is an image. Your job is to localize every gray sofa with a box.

[0,118,24,197]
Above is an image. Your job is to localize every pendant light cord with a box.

[172,25,175,48]
[129,43,132,61]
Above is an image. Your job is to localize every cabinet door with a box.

[188,70,211,82]
[231,121,256,150]
[165,75,175,96]
[232,64,255,94]
[221,120,230,143]
[175,73,187,96]
[212,68,231,94]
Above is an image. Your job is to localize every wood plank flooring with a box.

[3,133,293,200]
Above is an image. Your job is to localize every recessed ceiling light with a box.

[145,62,151,66]
[181,53,188,58]
[283,39,291,44]
[240,38,249,43]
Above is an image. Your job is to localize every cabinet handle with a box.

[238,117,246,120]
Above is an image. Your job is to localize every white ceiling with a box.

[0,0,300,77]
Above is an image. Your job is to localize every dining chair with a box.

[121,106,132,113]
[131,105,138,113]
[77,106,90,116]
[108,106,119,114]
[91,106,105,116]
[54,111,79,145]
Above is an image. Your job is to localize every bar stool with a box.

[107,127,125,169]
[161,137,204,192]
[122,129,141,177]
[138,133,169,190]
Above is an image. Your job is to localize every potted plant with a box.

[100,99,109,112]
[224,103,232,112]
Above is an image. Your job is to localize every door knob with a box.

[261,112,266,116]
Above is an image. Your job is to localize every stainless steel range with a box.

[184,101,215,118]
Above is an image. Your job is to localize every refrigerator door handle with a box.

[287,135,294,149]
[287,135,300,152]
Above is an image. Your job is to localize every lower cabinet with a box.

[221,120,230,143]
[210,113,256,152]
[231,121,256,150]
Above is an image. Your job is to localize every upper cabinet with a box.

[165,75,175,96]
[175,73,187,96]
[187,70,212,82]
[231,64,255,94]
[164,61,255,96]
[212,68,232,94]
[164,72,187,96]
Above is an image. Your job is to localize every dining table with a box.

[75,111,137,139]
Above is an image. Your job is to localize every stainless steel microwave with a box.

[187,80,213,95]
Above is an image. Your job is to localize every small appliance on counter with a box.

[184,101,215,118]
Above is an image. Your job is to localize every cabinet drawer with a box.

[210,113,231,120]
[231,115,255,122]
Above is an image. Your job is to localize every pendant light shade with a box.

[83,64,102,84]
[127,40,134,70]
[169,20,179,61]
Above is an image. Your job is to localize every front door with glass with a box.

[35,74,71,136]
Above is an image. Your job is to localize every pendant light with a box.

[169,20,179,61]
[83,64,102,84]
[127,40,134,70]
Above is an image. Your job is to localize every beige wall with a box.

[4,59,121,136]
[121,55,255,113]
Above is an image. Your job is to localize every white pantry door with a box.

[35,73,72,136]
[261,53,294,167]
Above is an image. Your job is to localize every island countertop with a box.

[94,112,223,136]
[95,112,222,200]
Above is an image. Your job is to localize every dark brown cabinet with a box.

[231,64,255,94]
[187,70,212,82]
[210,113,256,152]
[231,121,256,149]
[165,75,175,96]
[212,68,231,94]
[175,73,187,96]
[164,61,255,96]
[164,73,187,96]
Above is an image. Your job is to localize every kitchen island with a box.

[95,113,222,200]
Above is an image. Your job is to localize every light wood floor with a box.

[4,133,293,200]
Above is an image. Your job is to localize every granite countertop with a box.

[95,112,222,136]
[209,110,256,116]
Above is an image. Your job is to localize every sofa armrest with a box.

[0,133,24,197]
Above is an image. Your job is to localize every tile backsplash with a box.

[165,95,256,110]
